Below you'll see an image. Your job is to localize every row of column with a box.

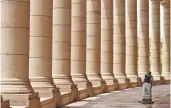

[150,0,161,81]
[161,0,170,81]
[113,0,128,87]
[125,0,139,86]
[138,0,149,79]
[1,0,170,98]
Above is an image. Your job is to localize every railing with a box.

[1,80,170,108]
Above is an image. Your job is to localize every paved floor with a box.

[64,85,170,108]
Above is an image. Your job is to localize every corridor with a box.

[65,85,170,108]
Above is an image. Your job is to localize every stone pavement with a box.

[64,85,170,108]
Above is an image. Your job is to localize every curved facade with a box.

[0,0,170,107]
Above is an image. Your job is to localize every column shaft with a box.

[71,0,89,90]
[161,1,170,83]
[1,0,33,94]
[86,0,103,88]
[52,0,75,92]
[150,0,161,82]
[113,0,128,89]
[29,0,56,97]
[170,1,171,75]
[125,0,139,86]
[101,0,117,91]
[138,0,149,79]
[0,0,40,105]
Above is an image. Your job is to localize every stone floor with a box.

[64,85,170,108]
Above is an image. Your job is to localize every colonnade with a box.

[138,0,149,80]
[0,0,170,106]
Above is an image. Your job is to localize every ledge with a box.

[5,80,171,108]
[40,97,53,106]
[60,92,74,107]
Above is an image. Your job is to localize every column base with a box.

[1,79,34,94]
[55,83,78,102]
[73,81,89,90]
[71,74,88,88]
[1,96,10,108]
[71,75,92,100]
[72,81,91,101]
[86,73,105,95]
[90,79,103,87]
[32,87,59,98]
[2,93,40,107]
[30,78,58,98]
[127,77,141,88]
[101,73,118,92]
[117,78,130,89]
[162,73,170,84]
[152,76,163,85]
[88,80,104,96]
[54,85,78,107]
[86,81,94,96]
[53,75,78,100]
[103,79,118,92]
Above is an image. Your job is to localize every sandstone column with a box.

[71,0,90,97]
[86,0,104,94]
[138,0,149,80]
[29,0,58,97]
[125,0,139,87]
[161,0,170,84]
[170,0,171,76]
[52,0,76,93]
[101,0,118,91]
[170,0,171,77]
[113,0,129,89]
[150,0,162,84]
[1,0,39,105]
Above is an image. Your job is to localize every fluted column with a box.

[125,0,139,87]
[113,0,128,89]
[161,0,170,83]
[138,0,149,80]
[86,0,103,91]
[150,0,161,83]
[29,0,57,97]
[0,0,39,105]
[52,0,76,93]
[71,0,90,91]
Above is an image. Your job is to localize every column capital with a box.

[161,0,170,7]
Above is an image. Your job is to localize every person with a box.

[139,71,154,104]
[144,71,153,87]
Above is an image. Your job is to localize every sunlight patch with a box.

[66,101,88,107]
[83,97,99,101]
